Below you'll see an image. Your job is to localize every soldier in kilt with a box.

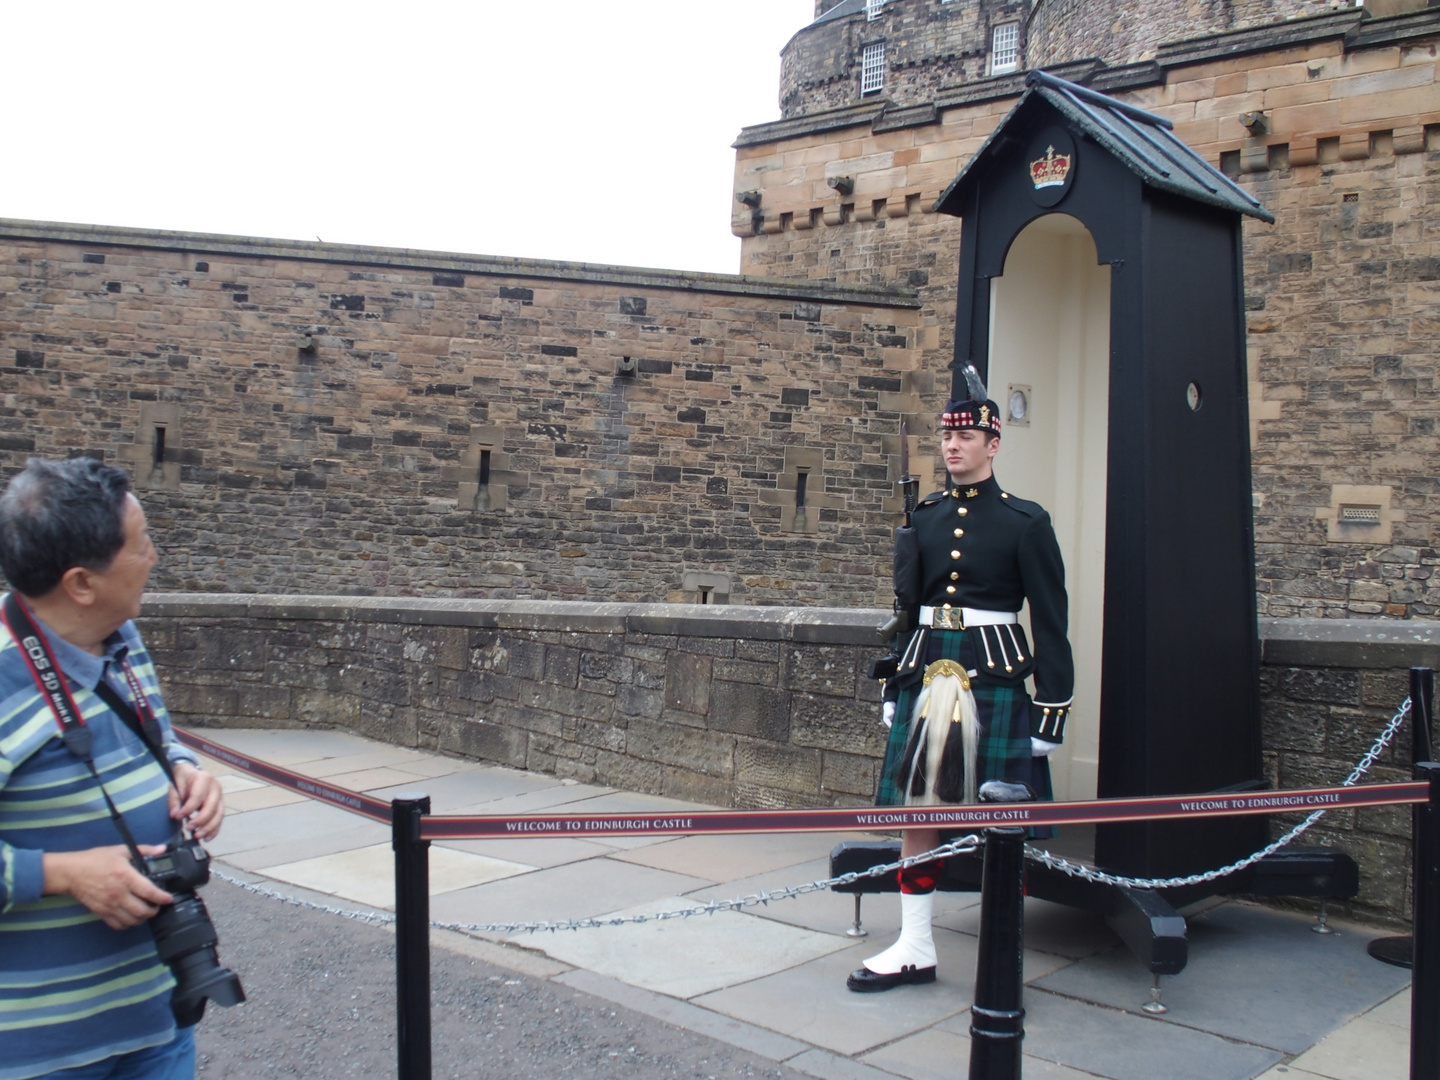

[848,380,1074,993]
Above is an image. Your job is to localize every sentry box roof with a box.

[936,70,1274,224]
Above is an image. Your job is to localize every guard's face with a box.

[940,428,998,485]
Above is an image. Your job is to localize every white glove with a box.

[1031,737,1059,757]
[882,701,896,730]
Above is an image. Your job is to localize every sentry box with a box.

[935,71,1275,882]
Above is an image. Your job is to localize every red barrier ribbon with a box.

[176,728,1428,839]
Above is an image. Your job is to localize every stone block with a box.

[735,740,820,795]
[235,684,293,720]
[820,750,876,798]
[789,693,885,756]
[431,715,528,769]
[199,629,268,672]
[709,680,790,741]
[712,657,778,686]
[580,651,634,683]
[507,639,546,681]
[1280,667,1360,706]
[592,749,665,796]
[625,718,734,778]
[658,767,733,807]
[615,685,665,720]
[664,651,713,714]
[292,688,362,728]
[434,626,469,670]
[517,681,613,723]
[164,682,239,719]
[545,645,580,688]
[575,718,628,754]
[1259,700,1327,754]
[781,645,859,697]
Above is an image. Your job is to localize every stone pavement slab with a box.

[1008,988,1285,1080]
[1032,902,1412,1054]
[368,767,565,811]
[553,968,812,1061]
[206,798,388,861]
[296,746,446,778]
[1280,1016,1409,1080]
[686,857,982,938]
[437,835,618,868]
[523,895,851,998]
[428,857,713,927]
[692,929,979,1055]
[217,784,310,813]
[859,1026,1103,1080]
[611,831,854,883]
[261,842,534,910]
[1367,986,1409,1027]
[196,727,377,765]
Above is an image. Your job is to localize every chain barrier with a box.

[212,836,985,935]
[1025,696,1413,891]
[211,697,1412,930]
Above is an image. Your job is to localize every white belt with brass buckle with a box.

[919,606,1018,631]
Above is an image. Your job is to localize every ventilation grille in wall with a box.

[1338,504,1382,525]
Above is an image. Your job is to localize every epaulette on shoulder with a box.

[998,490,1043,517]
[915,491,948,509]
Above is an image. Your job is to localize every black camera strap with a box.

[0,593,169,861]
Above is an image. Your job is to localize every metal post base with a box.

[1141,974,1168,1016]
[1310,898,1336,935]
[1369,934,1413,968]
[846,894,868,938]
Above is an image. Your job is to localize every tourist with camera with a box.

[0,457,236,1080]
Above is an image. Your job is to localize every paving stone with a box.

[1285,1016,1410,1080]
[261,842,532,910]
[1031,903,1411,1054]
[1011,988,1283,1080]
[518,895,850,999]
[692,929,978,1056]
[428,857,713,927]
[554,969,809,1062]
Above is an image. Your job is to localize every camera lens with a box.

[149,891,246,1027]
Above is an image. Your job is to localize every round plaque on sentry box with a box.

[1024,126,1077,208]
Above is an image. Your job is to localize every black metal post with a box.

[1413,761,1440,1080]
[1413,667,1435,765]
[1371,669,1435,971]
[969,782,1034,1080]
[393,796,432,1080]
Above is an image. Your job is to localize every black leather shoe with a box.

[846,964,937,992]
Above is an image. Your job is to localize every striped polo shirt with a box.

[0,603,199,1079]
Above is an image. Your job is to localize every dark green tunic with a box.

[876,473,1074,807]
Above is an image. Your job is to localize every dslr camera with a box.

[135,837,246,1026]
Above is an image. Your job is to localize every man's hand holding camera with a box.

[171,761,224,841]
[41,843,173,930]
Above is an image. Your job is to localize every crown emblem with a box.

[1029,145,1071,190]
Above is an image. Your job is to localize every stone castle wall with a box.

[736,11,1440,617]
[780,0,1028,118]
[782,0,1356,120]
[0,223,944,605]
[137,594,1440,925]
[1027,0,1354,68]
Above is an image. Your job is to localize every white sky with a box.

[4,1,818,275]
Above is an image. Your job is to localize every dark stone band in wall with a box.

[137,595,1428,925]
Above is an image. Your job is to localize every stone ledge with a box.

[141,594,1440,664]
[0,218,920,310]
[1260,617,1440,670]
[140,594,889,645]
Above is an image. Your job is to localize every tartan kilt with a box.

[876,628,1052,809]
